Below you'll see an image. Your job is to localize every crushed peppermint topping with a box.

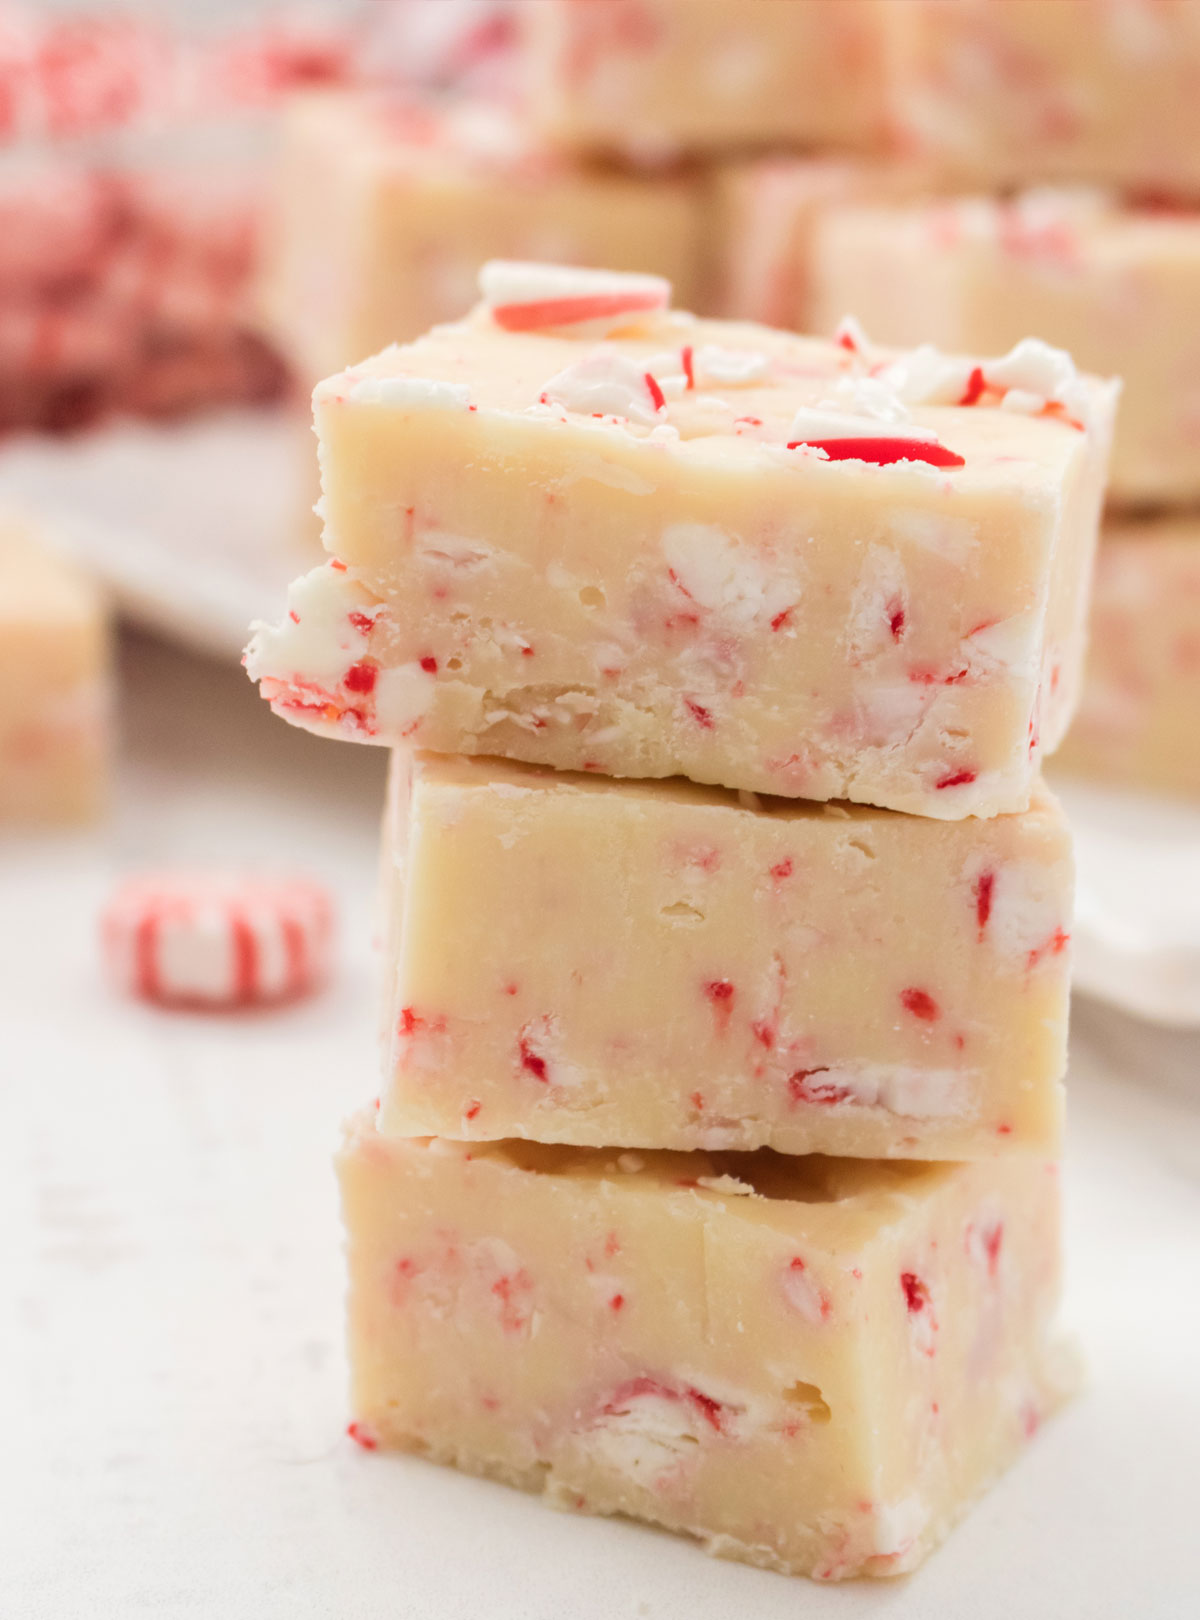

[861,323,1094,430]
[539,347,667,424]
[787,404,937,445]
[479,261,670,335]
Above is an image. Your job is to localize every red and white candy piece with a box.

[102,871,334,1009]
[479,260,670,336]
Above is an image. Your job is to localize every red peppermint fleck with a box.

[996,1122,1013,1137]
[900,987,940,1021]
[686,1386,727,1433]
[329,559,347,572]
[769,857,793,882]
[787,435,965,468]
[788,1068,852,1106]
[492,1269,534,1334]
[1027,927,1069,970]
[609,1293,625,1312]
[346,1421,377,1451]
[464,1100,481,1121]
[604,1231,620,1257]
[681,345,695,389]
[348,610,375,632]
[518,1035,549,1081]
[397,1006,420,1036]
[888,600,906,640]
[502,981,519,996]
[751,1019,775,1049]
[420,655,438,673]
[959,365,986,406]
[491,289,667,332]
[644,372,666,412]
[935,768,977,790]
[684,696,714,729]
[344,661,377,695]
[974,870,995,936]
[288,610,300,624]
[983,1223,1003,1277]
[689,1090,705,1110]
[770,606,793,631]
[901,1272,930,1314]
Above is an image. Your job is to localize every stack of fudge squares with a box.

[246,259,1118,1580]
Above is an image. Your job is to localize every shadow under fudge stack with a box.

[246,263,1117,1580]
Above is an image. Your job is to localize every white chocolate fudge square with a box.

[886,0,1200,193]
[714,155,937,331]
[339,1117,1075,1581]
[520,0,890,159]
[258,91,705,383]
[379,752,1070,1159]
[0,523,110,822]
[247,268,1118,818]
[812,191,1200,506]
[1055,519,1200,801]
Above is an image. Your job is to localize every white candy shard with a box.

[479,260,671,335]
[102,871,334,1008]
[347,376,471,410]
[788,405,938,444]
[693,344,770,385]
[540,347,666,424]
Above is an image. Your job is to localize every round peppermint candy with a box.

[102,871,334,1008]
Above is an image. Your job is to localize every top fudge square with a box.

[248,264,1118,818]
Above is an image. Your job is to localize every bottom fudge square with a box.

[338,1117,1075,1581]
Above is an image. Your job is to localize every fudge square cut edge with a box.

[339,1117,1076,1582]
[0,521,111,822]
[379,751,1070,1160]
[245,264,1118,819]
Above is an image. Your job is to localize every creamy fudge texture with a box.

[258,92,705,383]
[1055,520,1200,800]
[520,0,890,159]
[812,190,1200,506]
[0,525,110,821]
[246,269,1118,817]
[340,1119,1074,1581]
[885,0,1200,193]
[379,752,1070,1158]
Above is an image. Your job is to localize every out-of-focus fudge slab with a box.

[1055,520,1200,800]
[380,752,1070,1158]
[886,0,1200,194]
[812,190,1200,506]
[714,155,936,330]
[258,91,704,383]
[247,267,1118,818]
[0,523,110,821]
[339,1118,1074,1581]
[520,0,890,160]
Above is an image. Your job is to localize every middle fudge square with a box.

[380,753,1070,1160]
[247,264,1118,818]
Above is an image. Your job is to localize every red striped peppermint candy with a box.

[102,871,333,1008]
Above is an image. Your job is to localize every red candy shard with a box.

[346,1421,377,1450]
[644,371,666,412]
[681,345,695,390]
[518,1034,549,1081]
[343,660,377,694]
[900,987,940,1022]
[787,435,966,468]
[935,768,977,790]
[491,289,666,332]
[900,1272,929,1314]
[959,366,986,406]
[419,655,438,673]
[974,870,995,935]
[683,696,714,729]
[788,1067,852,1106]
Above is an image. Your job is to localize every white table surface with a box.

[3,632,1199,1620]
